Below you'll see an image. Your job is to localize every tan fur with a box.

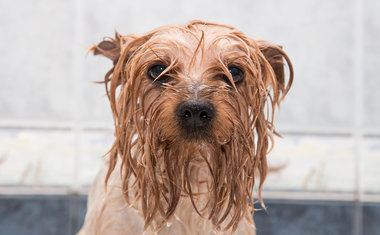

[79,21,293,235]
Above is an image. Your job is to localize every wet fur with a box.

[79,21,293,235]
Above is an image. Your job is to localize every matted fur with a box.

[80,20,293,234]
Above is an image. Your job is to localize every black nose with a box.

[176,100,215,132]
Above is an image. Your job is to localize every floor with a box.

[0,195,379,235]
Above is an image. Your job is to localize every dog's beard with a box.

[117,109,259,232]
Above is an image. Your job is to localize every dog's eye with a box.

[147,64,172,84]
[149,64,166,78]
[228,66,244,84]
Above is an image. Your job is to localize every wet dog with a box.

[79,20,293,235]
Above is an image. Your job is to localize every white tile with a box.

[77,130,114,186]
[363,0,380,128]
[0,0,77,121]
[361,138,380,193]
[0,129,75,186]
[264,135,355,192]
[78,55,114,123]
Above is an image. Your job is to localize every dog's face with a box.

[92,21,293,232]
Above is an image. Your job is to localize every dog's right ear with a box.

[90,32,122,65]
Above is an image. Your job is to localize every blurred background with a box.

[0,0,379,234]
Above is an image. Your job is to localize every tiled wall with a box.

[0,0,379,234]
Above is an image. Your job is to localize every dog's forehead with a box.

[148,24,245,54]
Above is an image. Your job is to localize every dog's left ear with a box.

[90,32,123,65]
[256,40,294,100]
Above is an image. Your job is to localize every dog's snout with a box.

[176,100,214,132]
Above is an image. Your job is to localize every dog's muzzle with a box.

[176,100,214,134]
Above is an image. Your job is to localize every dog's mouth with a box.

[180,129,214,142]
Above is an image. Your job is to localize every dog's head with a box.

[91,20,293,232]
